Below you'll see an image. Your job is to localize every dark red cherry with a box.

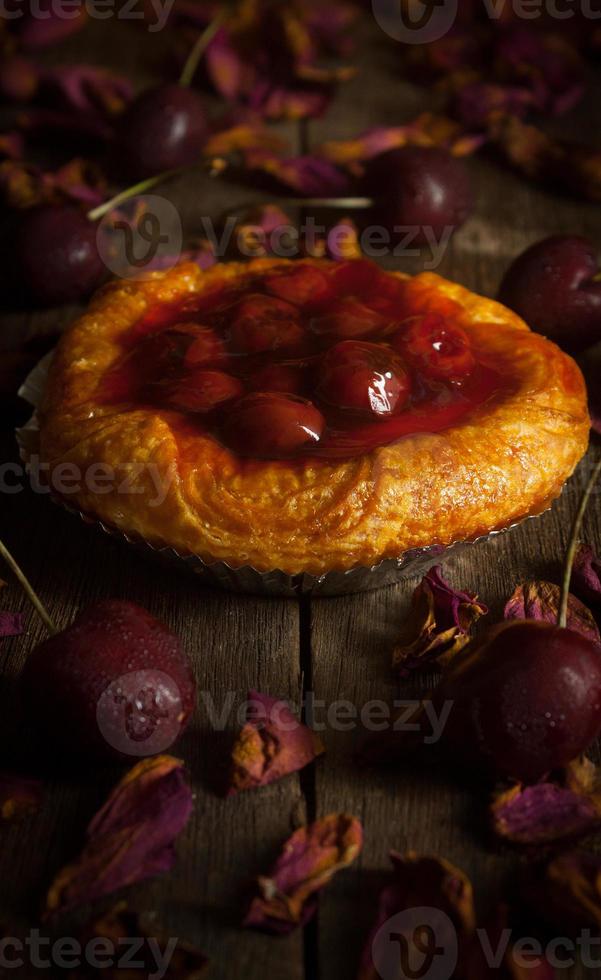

[16,205,105,305]
[182,326,226,368]
[248,362,308,395]
[264,265,333,307]
[317,341,411,416]
[433,620,601,782]
[498,235,601,353]
[21,600,196,760]
[311,298,388,339]
[229,294,304,353]
[118,84,208,179]
[395,314,475,381]
[166,370,243,413]
[363,146,473,242]
[222,392,325,457]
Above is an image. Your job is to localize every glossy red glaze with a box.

[317,341,411,416]
[394,314,476,381]
[100,260,509,460]
[222,393,325,458]
[165,370,243,413]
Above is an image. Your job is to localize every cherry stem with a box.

[278,197,374,209]
[0,538,57,635]
[179,10,225,88]
[86,168,187,223]
[558,455,601,629]
[86,156,228,224]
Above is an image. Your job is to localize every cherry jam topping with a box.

[100,259,509,460]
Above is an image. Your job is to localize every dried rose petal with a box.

[0,772,44,821]
[229,204,293,259]
[41,65,133,119]
[76,902,209,978]
[179,0,355,121]
[358,852,475,980]
[244,813,362,934]
[453,82,537,129]
[504,581,600,644]
[45,755,192,918]
[526,851,601,935]
[245,151,350,196]
[0,157,105,210]
[491,115,601,203]
[573,544,601,606]
[392,566,488,676]
[317,112,484,174]
[491,758,601,846]
[494,27,585,117]
[0,612,23,638]
[228,691,324,794]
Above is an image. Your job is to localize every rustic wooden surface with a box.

[1,13,601,980]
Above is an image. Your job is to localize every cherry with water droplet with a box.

[498,235,601,353]
[0,540,196,761]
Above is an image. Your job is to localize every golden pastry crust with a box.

[38,259,590,575]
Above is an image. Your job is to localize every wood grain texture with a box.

[0,11,600,980]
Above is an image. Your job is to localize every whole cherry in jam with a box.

[222,393,325,458]
[264,265,333,308]
[181,325,226,368]
[317,341,411,416]
[165,370,243,413]
[395,314,475,382]
[229,294,305,353]
[248,362,308,396]
[311,299,388,340]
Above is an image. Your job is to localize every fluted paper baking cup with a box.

[16,354,533,596]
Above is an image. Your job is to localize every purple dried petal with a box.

[247,152,350,196]
[45,755,192,917]
[573,544,601,605]
[504,581,600,644]
[228,691,324,794]
[392,566,488,675]
[0,612,24,637]
[358,853,475,980]
[495,26,585,116]
[244,813,362,934]
[454,81,537,128]
[492,781,601,846]
[41,65,133,119]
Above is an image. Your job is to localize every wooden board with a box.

[0,12,600,980]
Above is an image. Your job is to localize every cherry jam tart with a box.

[102,260,504,460]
